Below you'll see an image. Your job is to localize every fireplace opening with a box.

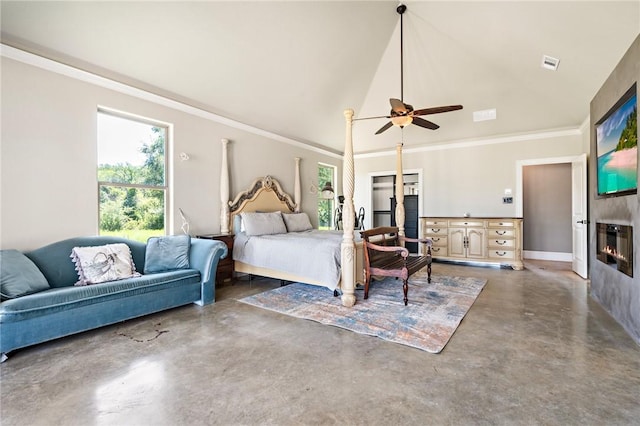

[596,223,633,277]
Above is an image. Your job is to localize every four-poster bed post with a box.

[395,142,405,241]
[294,157,301,213]
[340,109,357,307]
[220,138,230,235]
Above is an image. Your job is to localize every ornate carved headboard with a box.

[228,176,296,231]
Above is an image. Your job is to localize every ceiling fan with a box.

[358,4,463,135]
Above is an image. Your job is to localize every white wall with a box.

[0,57,339,250]
[354,132,585,229]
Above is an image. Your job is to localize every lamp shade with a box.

[320,182,334,199]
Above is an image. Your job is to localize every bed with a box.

[227,175,365,292]
[219,109,409,307]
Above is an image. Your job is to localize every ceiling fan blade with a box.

[412,116,440,130]
[412,105,463,116]
[375,121,394,135]
[389,98,408,114]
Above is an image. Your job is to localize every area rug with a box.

[238,271,487,353]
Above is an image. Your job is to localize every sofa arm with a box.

[189,238,228,305]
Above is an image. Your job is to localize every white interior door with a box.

[571,153,588,278]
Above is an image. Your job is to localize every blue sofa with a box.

[0,236,228,361]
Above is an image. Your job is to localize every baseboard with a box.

[524,250,572,262]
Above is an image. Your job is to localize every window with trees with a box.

[317,163,336,230]
[97,110,168,242]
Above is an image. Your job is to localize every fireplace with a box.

[596,223,633,277]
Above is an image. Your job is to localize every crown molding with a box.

[355,127,583,159]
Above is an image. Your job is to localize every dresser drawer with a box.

[488,238,515,248]
[488,220,516,228]
[429,235,448,247]
[422,220,448,227]
[424,226,448,236]
[449,220,484,227]
[429,246,448,256]
[488,249,515,260]
[488,228,515,238]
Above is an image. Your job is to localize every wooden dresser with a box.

[420,217,523,270]
[196,233,234,285]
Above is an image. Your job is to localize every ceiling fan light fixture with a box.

[391,115,413,127]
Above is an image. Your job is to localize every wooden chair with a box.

[360,226,432,306]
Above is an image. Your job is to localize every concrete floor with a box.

[1,260,639,425]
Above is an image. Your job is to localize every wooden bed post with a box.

[341,109,356,307]
[294,157,301,212]
[395,143,405,240]
[220,138,230,234]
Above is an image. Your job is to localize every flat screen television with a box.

[596,83,637,198]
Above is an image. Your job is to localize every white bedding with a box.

[233,230,354,290]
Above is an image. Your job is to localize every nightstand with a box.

[196,233,234,285]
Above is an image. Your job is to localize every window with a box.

[97,110,168,242]
[317,163,336,230]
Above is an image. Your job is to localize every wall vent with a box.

[542,55,560,71]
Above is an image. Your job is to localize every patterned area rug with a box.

[239,271,487,353]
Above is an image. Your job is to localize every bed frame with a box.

[226,175,365,290]
[219,109,407,307]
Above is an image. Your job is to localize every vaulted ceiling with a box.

[2,1,639,154]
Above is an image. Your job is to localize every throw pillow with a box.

[282,212,313,232]
[240,211,287,236]
[144,234,191,274]
[0,250,50,300]
[71,243,140,286]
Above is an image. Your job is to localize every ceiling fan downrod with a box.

[397,3,406,103]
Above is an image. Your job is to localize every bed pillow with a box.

[282,212,313,232]
[71,243,140,286]
[241,211,287,236]
[233,214,244,234]
[144,235,191,274]
[0,250,50,300]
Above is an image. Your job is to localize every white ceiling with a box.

[2,1,639,154]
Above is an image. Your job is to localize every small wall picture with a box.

[596,83,637,197]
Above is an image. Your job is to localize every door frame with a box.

[515,154,588,277]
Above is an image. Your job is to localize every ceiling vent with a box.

[542,55,560,71]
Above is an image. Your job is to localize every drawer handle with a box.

[496,230,507,235]
[432,228,440,233]
[433,247,441,252]
[495,251,506,256]
[433,237,440,242]
[495,240,506,245]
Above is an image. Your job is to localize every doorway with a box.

[516,154,588,278]
[370,171,421,254]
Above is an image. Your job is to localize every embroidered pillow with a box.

[71,243,140,286]
[240,211,287,236]
[144,235,191,274]
[0,250,50,300]
[282,212,313,232]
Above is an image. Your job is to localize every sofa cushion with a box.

[144,235,191,274]
[71,243,141,286]
[0,250,50,300]
[0,269,200,321]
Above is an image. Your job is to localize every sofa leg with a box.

[1,353,7,363]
